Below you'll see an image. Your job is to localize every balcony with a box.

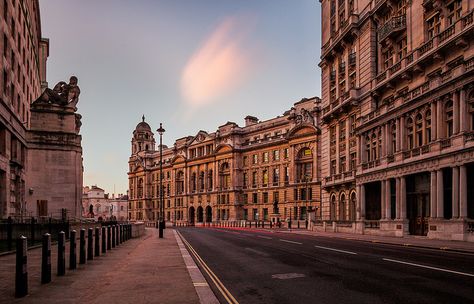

[378,15,406,42]
[402,145,431,159]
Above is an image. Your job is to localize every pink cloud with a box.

[181,15,257,106]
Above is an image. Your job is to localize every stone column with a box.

[430,171,437,218]
[436,169,444,218]
[460,165,468,218]
[385,179,391,219]
[385,123,391,155]
[360,184,366,220]
[395,178,401,219]
[346,119,350,167]
[431,102,437,141]
[452,166,459,218]
[381,180,386,219]
[400,176,406,220]
[381,125,387,157]
[437,99,444,139]
[459,88,467,133]
[453,91,460,134]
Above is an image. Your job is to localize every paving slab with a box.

[0,228,201,304]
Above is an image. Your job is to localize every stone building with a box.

[128,98,321,225]
[319,0,474,241]
[0,0,83,220]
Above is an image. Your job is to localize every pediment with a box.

[188,130,210,146]
[287,125,319,139]
[215,144,232,154]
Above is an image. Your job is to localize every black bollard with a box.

[112,225,116,248]
[102,226,106,254]
[79,229,86,264]
[87,228,93,260]
[7,216,12,251]
[115,225,119,246]
[120,225,123,243]
[69,230,77,269]
[95,227,100,257]
[297,221,300,229]
[107,226,111,250]
[57,231,66,276]
[15,235,28,297]
[270,221,273,228]
[41,233,51,284]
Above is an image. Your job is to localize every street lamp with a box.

[305,174,310,229]
[157,123,165,238]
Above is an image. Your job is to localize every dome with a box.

[135,115,151,132]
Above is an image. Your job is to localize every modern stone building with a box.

[0,0,83,220]
[128,98,321,226]
[319,0,474,241]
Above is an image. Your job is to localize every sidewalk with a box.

[0,228,202,304]
[257,227,474,254]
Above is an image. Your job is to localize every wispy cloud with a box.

[181,15,257,107]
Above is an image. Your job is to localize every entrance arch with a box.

[205,206,212,222]
[197,206,204,223]
[349,191,356,221]
[189,207,195,225]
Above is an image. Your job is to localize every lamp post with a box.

[157,123,165,238]
[305,174,310,229]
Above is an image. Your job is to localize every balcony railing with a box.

[378,15,406,41]
[440,138,452,149]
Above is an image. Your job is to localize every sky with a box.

[40,0,321,196]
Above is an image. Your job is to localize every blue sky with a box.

[40,0,321,195]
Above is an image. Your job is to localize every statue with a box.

[35,76,81,109]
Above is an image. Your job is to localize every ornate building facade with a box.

[319,0,474,241]
[0,0,83,220]
[128,98,321,225]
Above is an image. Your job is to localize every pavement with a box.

[0,228,214,304]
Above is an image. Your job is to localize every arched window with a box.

[350,191,356,221]
[330,194,336,221]
[191,172,197,192]
[339,193,346,221]
[425,110,432,143]
[199,171,205,191]
[468,91,474,131]
[445,100,453,137]
[415,113,423,147]
[365,135,371,162]
[406,117,414,150]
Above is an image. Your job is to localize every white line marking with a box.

[194,282,210,287]
[383,258,474,277]
[314,245,357,255]
[280,239,302,245]
[258,236,272,240]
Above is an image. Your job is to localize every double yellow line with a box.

[177,230,239,304]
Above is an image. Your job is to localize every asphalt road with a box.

[177,227,474,304]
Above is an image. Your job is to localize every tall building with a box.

[0,0,83,220]
[128,98,321,225]
[319,0,474,241]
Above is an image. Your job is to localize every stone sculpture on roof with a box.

[34,76,81,110]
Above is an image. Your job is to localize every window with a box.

[445,101,453,137]
[243,172,248,188]
[425,110,432,144]
[273,150,280,161]
[272,168,279,185]
[263,192,268,204]
[349,153,356,171]
[263,152,269,162]
[284,148,289,159]
[330,160,336,175]
[252,154,258,164]
[382,47,394,70]
[389,123,396,154]
[397,36,407,61]
[365,135,371,161]
[447,0,462,26]
[415,113,423,147]
[371,133,378,160]
[469,92,474,131]
[284,166,289,183]
[339,120,346,142]
[349,114,356,135]
[426,14,440,40]
[252,171,257,187]
[262,170,268,186]
[243,156,248,166]
[252,193,258,204]
[407,118,414,149]
[339,156,346,173]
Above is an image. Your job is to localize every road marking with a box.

[194,282,210,287]
[279,239,302,245]
[382,258,474,277]
[177,231,239,304]
[258,236,272,240]
[245,248,270,257]
[314,245,357,255]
